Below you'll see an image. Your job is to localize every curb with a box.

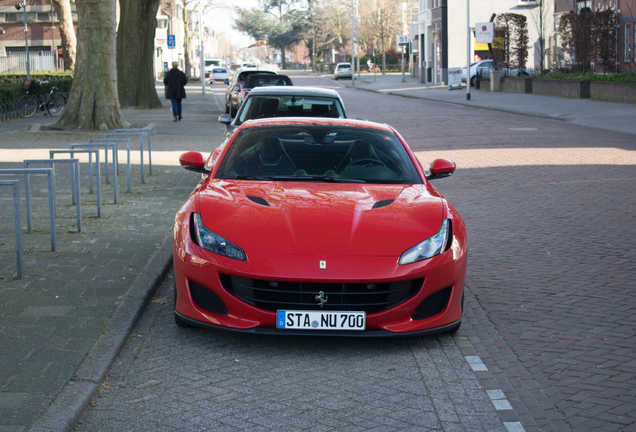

[28,235,174,432]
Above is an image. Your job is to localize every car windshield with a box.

[213,68,227,73]
[215,125,422,184]
[237,96,345,124]
[338,64,351,69]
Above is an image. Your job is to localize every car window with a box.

[213,68,227,73]
[338,64,351,69]
[237,96,346,124]
[215,125,422,184]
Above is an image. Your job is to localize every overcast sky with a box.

[205,1,258,49]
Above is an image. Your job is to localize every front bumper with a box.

[173,212,467,336]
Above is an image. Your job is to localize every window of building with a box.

[37,12,50,21]
[625,24,631,61]
[4,13,18,22]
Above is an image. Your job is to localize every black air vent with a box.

[247,196,270,206]
[372,200,394,209]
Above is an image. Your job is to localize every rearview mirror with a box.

[426,158,456,181]
[179,151,210,174]
[218,114,232,125]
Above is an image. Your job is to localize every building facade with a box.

[0,0,76,71]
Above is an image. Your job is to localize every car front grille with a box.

[219,274,423,314]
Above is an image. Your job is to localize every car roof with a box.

[245,85,340,98]
[240,117,391,132]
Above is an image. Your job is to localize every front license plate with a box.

[277,310,366,331]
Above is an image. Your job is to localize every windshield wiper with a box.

[270,175,366,183]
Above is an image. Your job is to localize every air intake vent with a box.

[247,196,270,206]
[372,199,394,209]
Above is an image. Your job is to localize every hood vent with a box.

[372,199,395,209]
[247,196,270,207]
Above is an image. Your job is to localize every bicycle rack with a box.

[112,128,153,177]
[70,143,118,204]
[24,159,84,232]
[50,150,101,216]
[0,168,56,251]
[96,137,133,193]
[0,180,23,279]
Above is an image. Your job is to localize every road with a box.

[76,72,636,431]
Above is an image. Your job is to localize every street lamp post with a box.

[15,2,29,80]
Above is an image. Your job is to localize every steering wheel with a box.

[346,158,385,169]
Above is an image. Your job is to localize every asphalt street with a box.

[1,71,635,431]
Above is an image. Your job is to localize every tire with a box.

[46,93,66,117]
[225,101,230,114]
[470,76,476,87]
[17,94,38,118]
[230,105,237,117]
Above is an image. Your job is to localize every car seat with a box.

[336,139,381,173]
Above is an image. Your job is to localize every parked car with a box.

[224,67,277,117]
[239,73,293,105]
[204,58,222,78]
[209,67,229,84]
[175,118,467,336]
[460,60,533,86]
[219,86,348,135]
[334,62,353,80]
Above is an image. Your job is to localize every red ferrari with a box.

[174,118,467,336]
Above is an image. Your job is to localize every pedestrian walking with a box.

[164,61,187,122]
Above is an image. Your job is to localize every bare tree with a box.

[53,0,128,130]
[49,0,76,71]
[360,0,401,74]
[117,0,162,108]
[528,0,552,74]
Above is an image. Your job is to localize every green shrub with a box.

[0,73,73,104]
[536,72,636,83]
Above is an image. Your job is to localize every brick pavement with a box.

[341,75,636,431]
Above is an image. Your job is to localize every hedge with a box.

[0,73,73,104]
[536,72,636,83]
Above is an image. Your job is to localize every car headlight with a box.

[399,219,450,265]
[192,213,246,261]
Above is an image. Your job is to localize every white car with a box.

[460,60,532,86]
[334,62,353,80]
[210,67,229,84]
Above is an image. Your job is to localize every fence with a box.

[0,52,64,73]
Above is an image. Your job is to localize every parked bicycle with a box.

[17,79,66,118]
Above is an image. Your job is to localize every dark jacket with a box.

[163,67,188,99]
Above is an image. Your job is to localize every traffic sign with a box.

[397,35,408,46]
[167,34,176,49]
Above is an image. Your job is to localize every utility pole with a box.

[199,0,205,95]
[15,2,30,80]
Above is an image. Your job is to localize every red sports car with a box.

[174,118,467,336]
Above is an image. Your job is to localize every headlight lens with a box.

[192,213,246,261]
[399,219,450,265]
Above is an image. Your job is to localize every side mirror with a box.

[218,113,232,125]
[426,158,456,181]
[179,151,210,174]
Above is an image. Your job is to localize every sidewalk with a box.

[0,83,221,432]
[345,72,636,136]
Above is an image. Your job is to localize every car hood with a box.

[197,181,444,256]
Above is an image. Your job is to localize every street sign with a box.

[397,35,408,46]
[167,34,176,50]
[476,22,494,44]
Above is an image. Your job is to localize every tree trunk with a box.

[50,0,76,71]
[53,0,129,131]
[117,0,162,108]
[182,0,193,79]
[281,46,287,69]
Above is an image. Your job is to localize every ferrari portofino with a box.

[174,118,467,336]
